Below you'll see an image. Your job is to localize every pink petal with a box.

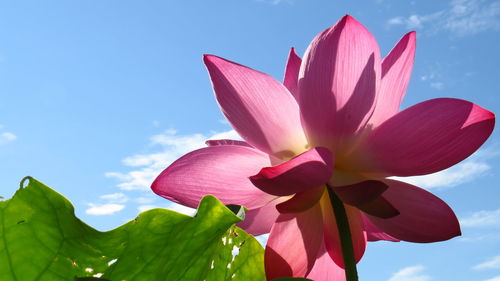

[151,145,276,209]
[237,197,286,235]
[320,191,367,268]
[332,180,398,218]
[205,139,251,147]
[283,47,302,100]
[276,186,325,214]
[332,180,388,206]
[265,202,324,279]
[204,55,308,158]
[366,179,461,243]
[357,196,399,219]
[369,31,416,127]
[306,239,346,281]
[361,214,400,242]
[250,147,334,196]
[352,98,495,176]
[298,15,381,155]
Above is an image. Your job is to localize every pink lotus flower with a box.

[152,15,495,280]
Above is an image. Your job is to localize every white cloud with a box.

[137,204,161,212]
[134,196,156,204]
[167,202,196,216]
[485,276,500,281]
[0,132,16,145]
[430,82,444,90]
[99,193,128,203]
[85,203,125,215]
[393,158,490,189]
[137,202,196,216]
[457,233,500,242]
[460,209,500,227]
[387,265,431,281]
[387,0,500,36]
[392,145,494,190]
[474,255,500,270]
[106,129,239,191]
[387,12,443,30]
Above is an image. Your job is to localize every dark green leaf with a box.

[0,177,265,281]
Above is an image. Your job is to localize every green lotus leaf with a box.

[0,177,265,281]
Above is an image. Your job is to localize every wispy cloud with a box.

[392,147,493,189]
[387,0,500,36]
[85,203,125,215]
[457,233,500,243]
[106,129,240,191]
[99,193,129,204]
[485,275,500,281]
[137,202,196,216]
[104,129,240,216]
[0,130,16,145]
[460,209,500,227]
[387,265,431,281]
[419,64,447,90]
[474,255,500,270]
[430,82,444,90]
[85,193,129,216]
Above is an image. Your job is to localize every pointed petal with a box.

[151,145,276,209]
[366,179,461,242]
[250,147,334,196]
[204,55,308,158]
[276,186,325,214]
[237,197,286,235]
[205,139,251,147]
[320,191,367,268]
[283,47,302,100]
[306,239,346,281]
[298,15,381,153]
[353,98,495,176]
[369,31,416,127]
[361,214,400,242]
[265,203,324,279]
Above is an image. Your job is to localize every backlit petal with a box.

[283,47,302,100]
[320,191,367,268]
[237,197,286,235]
[298,15,381,154]
[369,31,416,127]
[332,180,388,206]
[351,98,495,176]
[250,147,333,196]
[366,179,461,242]
[361,214,400,242]
[265,202,324,279]
[306,239,346,281]
[204,54,308,158]
[152,145,275,209]
[276,186,325,214]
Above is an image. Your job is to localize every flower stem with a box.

[326,185,359,281]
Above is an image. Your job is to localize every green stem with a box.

[326,185,359,281]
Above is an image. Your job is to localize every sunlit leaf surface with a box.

[0,177,265,281]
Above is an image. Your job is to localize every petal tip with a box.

[203,54,225,67]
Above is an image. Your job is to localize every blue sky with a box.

[0,0,499,280]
